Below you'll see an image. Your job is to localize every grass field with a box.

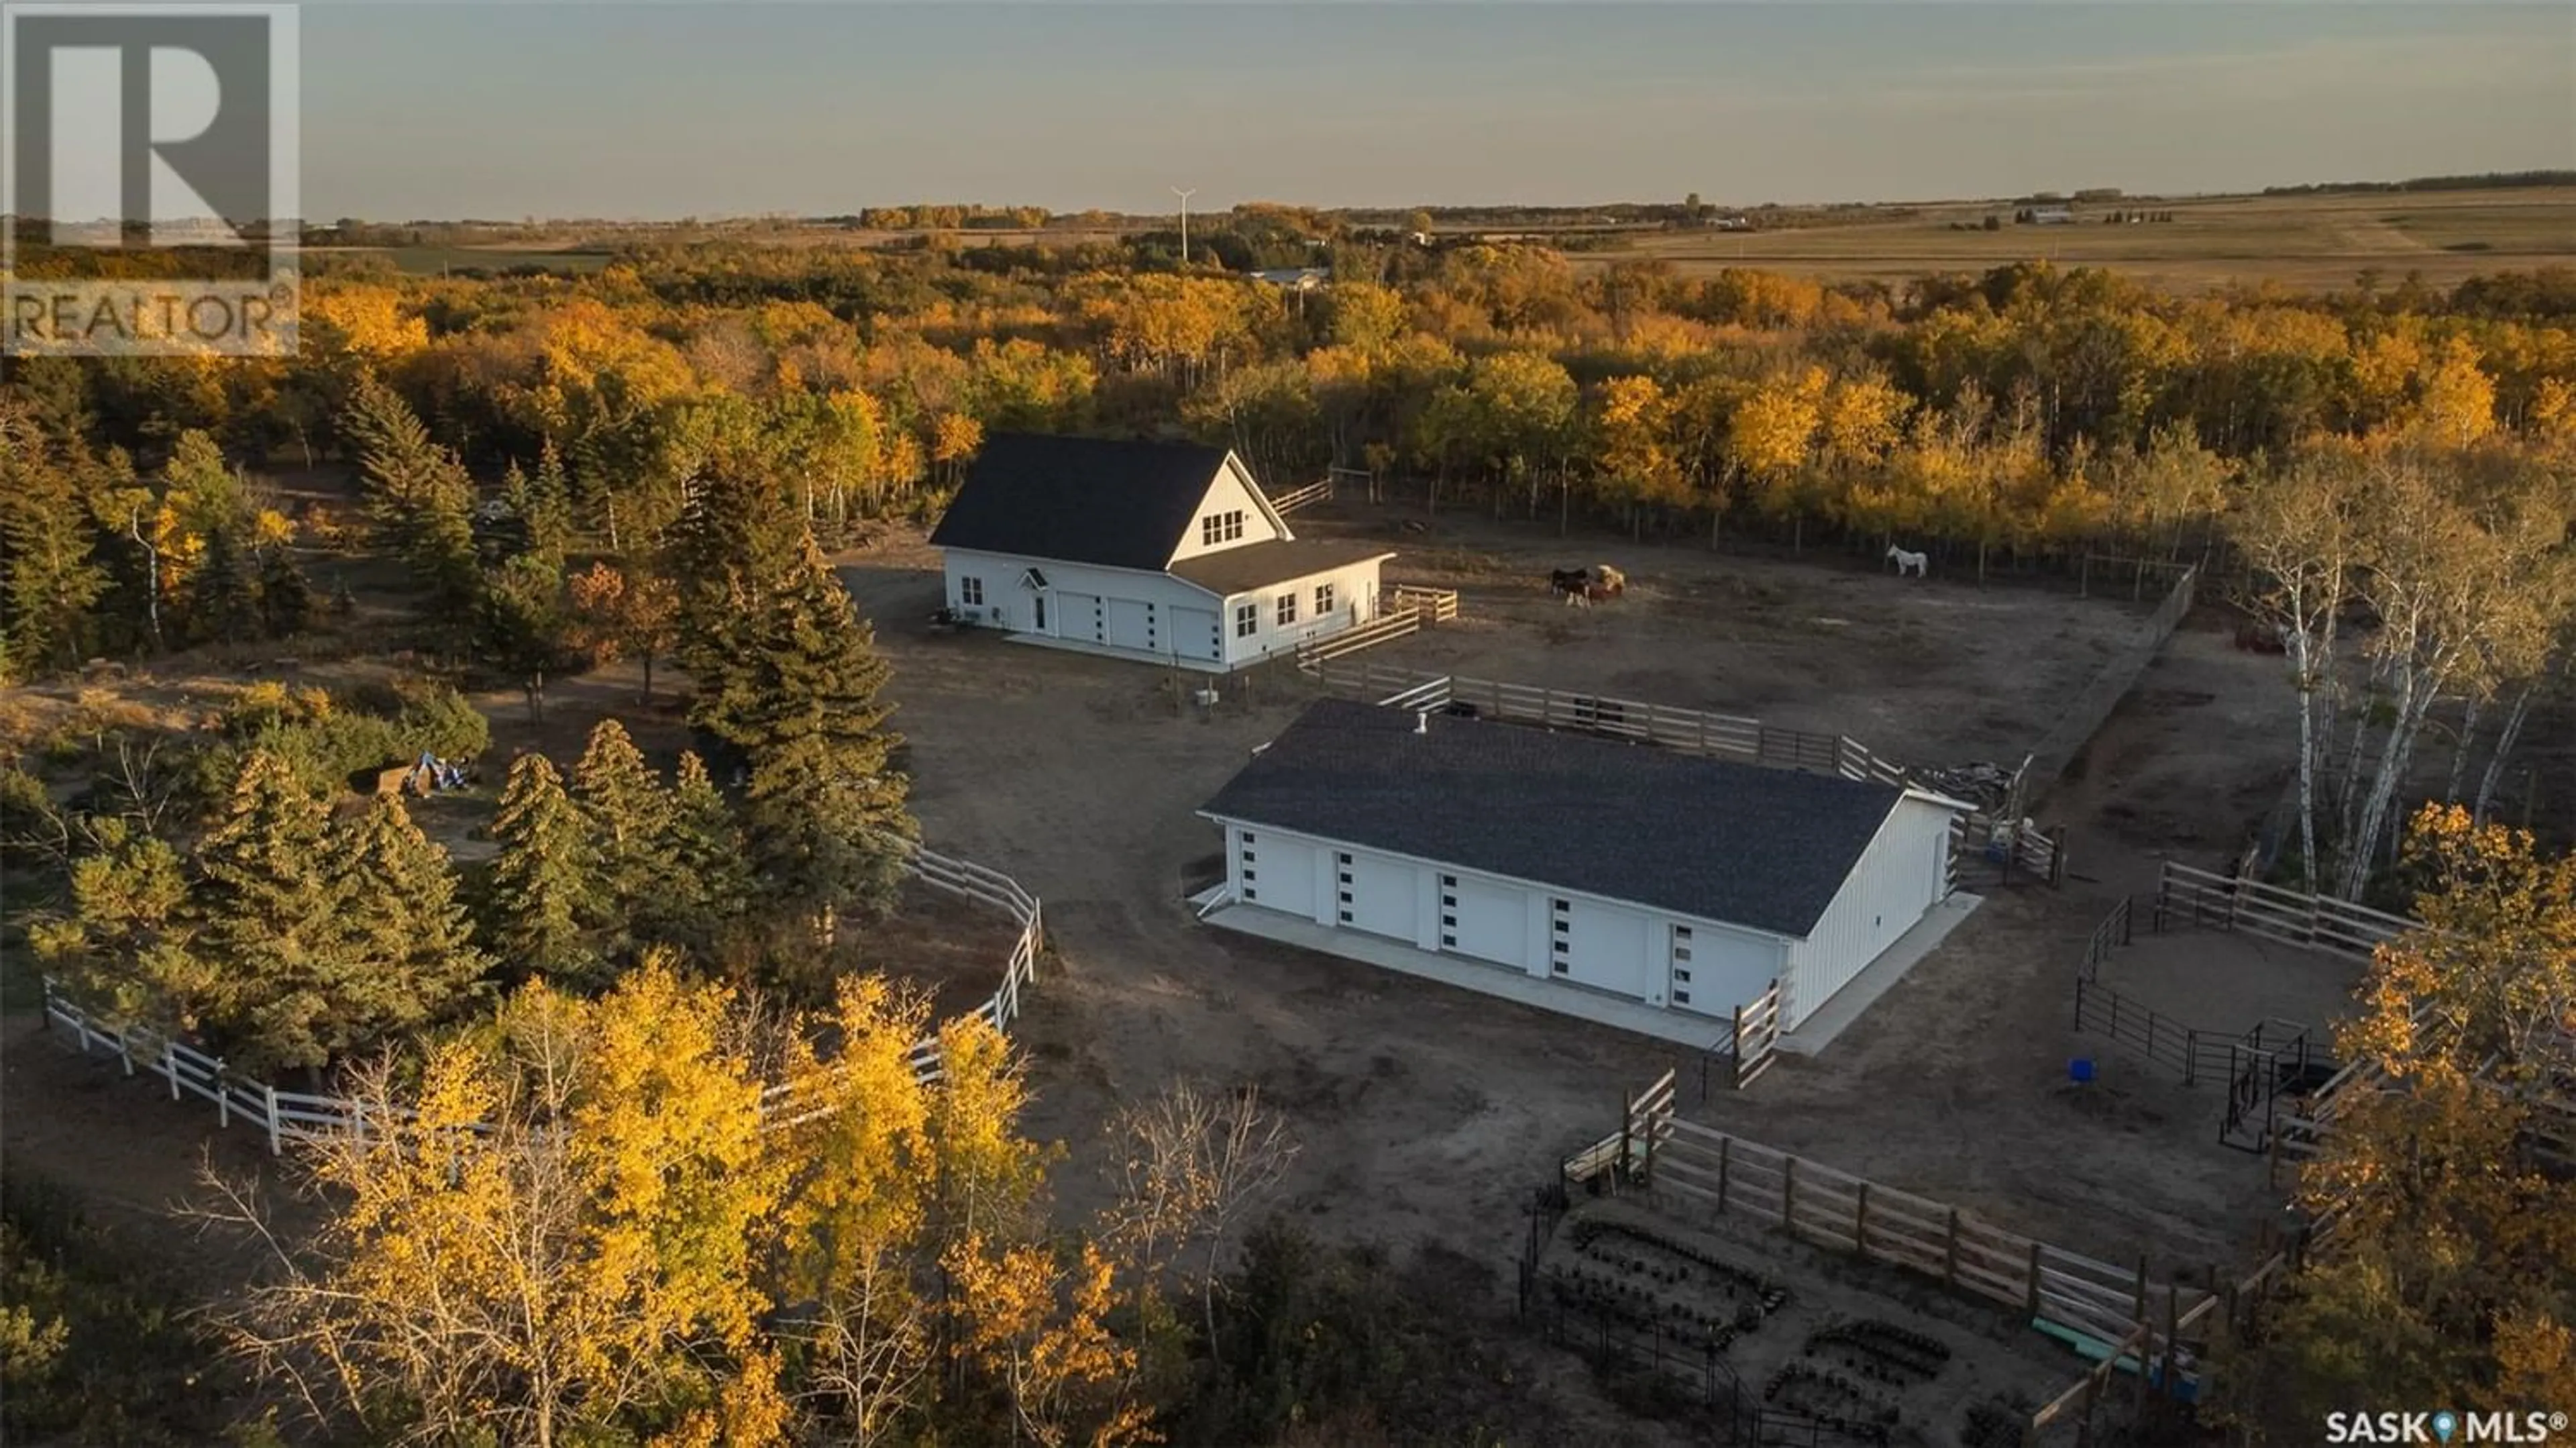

[1579,186,2576,293]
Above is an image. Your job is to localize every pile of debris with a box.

[1910,760,2021,813]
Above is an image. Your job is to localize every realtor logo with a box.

[3,3,299,355]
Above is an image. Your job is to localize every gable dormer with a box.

[1166,452,1291,566]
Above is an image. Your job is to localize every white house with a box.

[1197,700,1970,1033]
[929,434,1394,672]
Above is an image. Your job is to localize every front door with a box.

[1034,594,1048,632]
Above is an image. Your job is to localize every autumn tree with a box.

[209,960,789,1448]
[2220,809,2576,1431]
[566,558,680,702]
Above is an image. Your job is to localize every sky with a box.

[284,1,2576,220]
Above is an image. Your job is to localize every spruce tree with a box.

[654,749,751,943]
[571,719,677,948]
[722,540,916,943]
[257,543,315,637]
[484,751,602,988]
[343,372,479,621]
[670,464,807,728]
[188,524,263,645]
[339,795,490,1031]
[192,750,360,1076]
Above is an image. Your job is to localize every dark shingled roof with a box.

[1167,539,1395,598]
[1199,699,1909,938]
[928,433,1239,572]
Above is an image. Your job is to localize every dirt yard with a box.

[1535,1196,2079,1446]
[827,514,2316,1310]
[1318,507,2156,771]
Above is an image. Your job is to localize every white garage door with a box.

[1171,607,1221,662]
[1240,832,1314,918]
[1438,872,1525,968]
[1556,898,1652,1000]
[1334,851,1417,943]
[1106,598,1157,652]
[1057,591,1105,643]
[1669,922,1780,1019]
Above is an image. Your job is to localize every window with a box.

[1316,582,1336,615]
[1200,510,1245,546]
[1275,592,1298,627]
[1241,869,1256,882]
[1673,990,1691,1004]
[1673,968,1693,984]
[1234,603,1258,638]
[1244,887,1258,900]
[959,577,985,607]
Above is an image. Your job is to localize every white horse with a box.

[1886,544,1928,578]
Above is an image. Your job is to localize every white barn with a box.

[928,433,1393,672]
[1197,700,1968,1033]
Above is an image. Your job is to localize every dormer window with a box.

[1200,510,1245,546]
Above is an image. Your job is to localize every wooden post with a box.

[2133,1255,2151,1327]
[264,1084,282,1155]
[1717,1136,1731,1211]
[1617,1090,1633,1184]
[165,1039,180,1100]
[216,1061,230,1127]
[2025,1241,2045,1321]
[1854,1183,1872,1259]
[1944,1208,1961,1288]
[2050,827,2068,887]
[1783,1156,1798,1233]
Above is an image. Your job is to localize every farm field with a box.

[824,507,2314,1302]
[1576,186,2576,293]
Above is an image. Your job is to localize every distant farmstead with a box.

[928,433,1392,672]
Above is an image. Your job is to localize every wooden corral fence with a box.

[1386,584,1459,622]
[1730,982,1783,1090]
[2152,862,2414,966]
[38,840,1046,1153]
[1291,587,1458,670]
[1267,475,1333,514]
[1557,1077,2214,1419]
[1316,662,2068,888]
[2025,566,2197,811]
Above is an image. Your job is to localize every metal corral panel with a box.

[1781,796,1958,1028]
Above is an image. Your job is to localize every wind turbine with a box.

[1173,186,1197,265]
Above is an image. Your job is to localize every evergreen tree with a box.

[571,719,677,948]
[342,372,479,621]
[0,413,109,674]
[715,540,915,943]
[338,795,490,1032]
[191,750,362,1077]
[257,542,315,637]
[187,524,263,645]
[669,464,806,713]
[476,552,569,723]
[654,749,751,943]
[484,751,602,987]
[27,817,215,1036]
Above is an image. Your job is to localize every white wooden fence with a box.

[1291,587,1458,670]
[38,839,1046,1153]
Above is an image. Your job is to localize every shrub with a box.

[191,678,491,804]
